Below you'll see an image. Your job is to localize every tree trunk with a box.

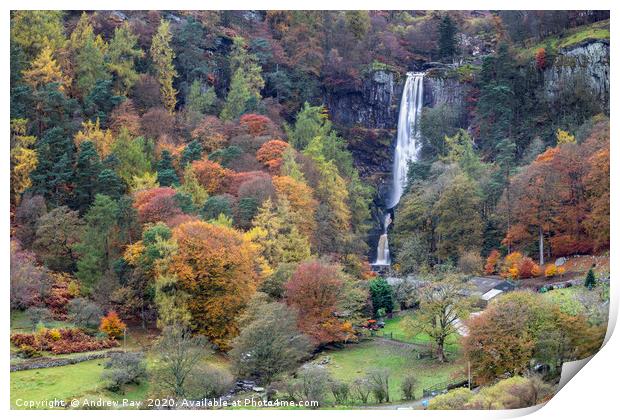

[436,338,446,363]
[538,225,544,266]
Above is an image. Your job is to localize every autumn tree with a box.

[10,11,66,60]
[584,140,610,250]
[133,187,183,225]
[10,119,38,207]
[191,116,227,153]
[256,139,289,172]
[404,276,473,362]
[74,118,114,158]
[463,291,557,384]
[285,260,353,346]
[100,311,127,339]
[190,158,232,194]
[500,119,608,262]
[251,198,312,270]
[169,220,260,349]
[150,20,178,112]
[106,23,144,95]
[271,175,318,240]
[22,45,66,90]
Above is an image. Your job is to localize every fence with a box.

[422,378,469,398]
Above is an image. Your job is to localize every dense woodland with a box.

[9,10,610,409]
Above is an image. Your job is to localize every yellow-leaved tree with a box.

[150,20,178,113]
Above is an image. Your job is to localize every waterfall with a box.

[373,72,424,267]
[373,213,392,266]
[387,72,424,209]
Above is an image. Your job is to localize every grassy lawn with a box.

[11,356,157,409]
[11,359,106,404]
[380,312,460,354]
[11,310,75,333]
[10,351,232,409]
[319,339,464,403]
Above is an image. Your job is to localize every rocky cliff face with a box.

[543,40,610,111]
[326,70,405,186]
[326,70,403,130]
[424,74,468,110]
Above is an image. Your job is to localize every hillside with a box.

[9,10,610,411]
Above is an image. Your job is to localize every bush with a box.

[24,306,52,331]
[428,387,473,409]
[185,365,234,399]
[48,328,61,341]
[367,368,390,403]
[458,250,483,275]
[330,380,350,405]
[484,250,500,275]
[544,264,557,278]
[10,242,52,310]
[401,375,418,400]
[18,344,42,359]
[296,365,331,407]
[68,298,103,329]
[10,328,119,355]
[351,378,372,404]
[102,352,147,392]
[517,257,538,279]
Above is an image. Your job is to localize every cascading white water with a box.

[373,213,392,265]
[373,72,424,267]
[387,72,424,209]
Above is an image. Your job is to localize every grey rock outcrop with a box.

[543,40,609,111]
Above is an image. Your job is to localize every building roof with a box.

[468,276,503,294]
[494,281,516,292]
[481,288,504,301]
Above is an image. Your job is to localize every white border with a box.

[2,1,617,419]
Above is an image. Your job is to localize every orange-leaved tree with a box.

[190,158,232,194]
[256,139,289,172]
[169,220,260,350]
[100,311,127,339]
[284,260,353,347]
[133,187,182,224]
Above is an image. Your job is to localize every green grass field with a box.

[11,310,75,333]
[319,339,464,402]
[10,347,232,409]
[10,358,149,409]
[380,312,460,354]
